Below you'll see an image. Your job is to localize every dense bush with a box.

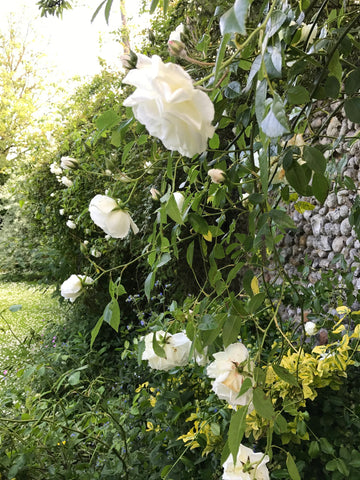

[0,0,360,478]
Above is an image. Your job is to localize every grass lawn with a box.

[0,281,66,376]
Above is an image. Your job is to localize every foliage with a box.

[2,0,360,478]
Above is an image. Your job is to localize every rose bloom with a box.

[60,176,73,188]
[208,168,226,184]
[305,321,317,336]
[207,343,254,408]
[66,219,76,229]
[222,444,270,480]
[89,194,139,239]
[169,23,184,42]
[60,274,94,302]
[150,187,161,200]
[123,54,215,157]
[142,330,191,371]
[50,163,62,175]
[60,156,78,169]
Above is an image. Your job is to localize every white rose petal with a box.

[60,274,94,302]
[89,194,138,239]
[123,54,215,157]
[305,321,317,336]
[142,330,191,371]
[66,219,76,229]
[61,176,73,188]
[173,191,185,211]
[50,162,62,175]
[222,444,270,480]
[208,168,226,184]
[169,24,184,42]
[60,156,78,169]
[207,343,254,408]
[59,209,65,215]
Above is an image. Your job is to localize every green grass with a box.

[0,281,66,376]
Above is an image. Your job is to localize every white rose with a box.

[61,176,73,188]
[305,321,317,336]
[50,162,62,175]
[169,24,184,42]
[173,191,185,211]
[89,194,139,239]
[142,330,191,371]
[123,54,215,157]
[66,219,76,229]
[60,274,94,302]
[207,343,254,408]
[90,248,101,258]
[208,168,226,184]
[59,209,65,216]
[222,444,270,480]
[60,156,78,169]
[150,187,161,200]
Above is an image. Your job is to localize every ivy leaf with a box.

[303,146,326,174]
[269,209,296,230]
[344,68,360,95]
[189,213,209,235]
[287,85,310,105]
[220,0,250,36]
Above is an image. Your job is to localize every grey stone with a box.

[350,249,358,262]
[339,205,349,219]
[340,218,352,236]
[319,258,330,268]
[346,236,355,247]
[313,236,332,251]
[303,210,313,221]
[331,224,340,236]
[324,222,332,235]
[325,193,337,208]
[318,250,327,258]
[319,206,328,215]
[306,235,315,248]
[311,214,324,236]
[355,240,360,249]
[332,236,346,253]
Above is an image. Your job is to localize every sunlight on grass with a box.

[0,281,66,376]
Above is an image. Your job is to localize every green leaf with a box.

[255,79,267,124]
[95,109,120,130]
[273,364,299,386]
[247,293,266,314]
[166,194,184,225]
[161,465,172,478]
[312,173,329,204]
[286,453,301,480]
[214,33,231,84]
[223,315,242,347]
[267,10,287,38]
[68,371,81,386]
[90,316,104,348]
[274,414,288,434]
[269,210,296,230]
[145,271,155,301]
[228,406,247,463]
[149,0,160,14]
[238,377,252,397]
[294,201,315,214]
[303,146,326,174]
[227,261,244,283]
[285,163,308,195]
[319,437,335,455]
[157,253,171,269]
[344,98,360,123]
[308,441,320,459]
[253,387,275,419]
[344,68,360,95]
[152,331,166,358]
[91,0,106,22]
[186,241,194,268]
[198,314,218,331]
[104,0,114,24]
[220,0,249,36]
[122,140,135,163]
[324,76,340,98]
[9,304,22,312]
[260,95,289,137]
[224,81,242,99]
[189,213,209,234]
[287,85,310,105]
[209,132,220,149]
[103,298,120,332]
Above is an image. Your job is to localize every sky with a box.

[0,0,149,81]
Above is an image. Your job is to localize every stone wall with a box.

[280,104,360,289]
